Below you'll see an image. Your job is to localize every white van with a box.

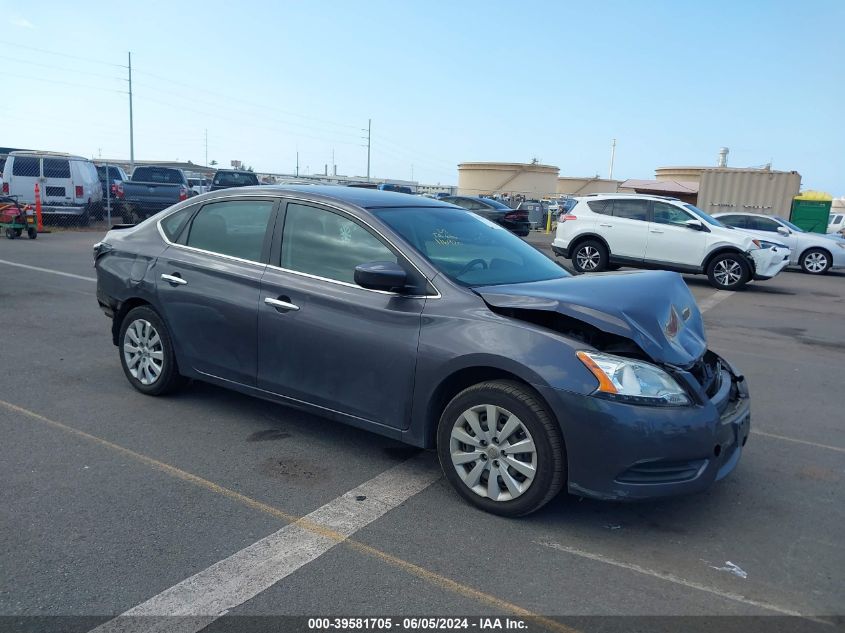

[2,151,103,225]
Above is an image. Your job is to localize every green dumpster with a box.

[790,191,832,234]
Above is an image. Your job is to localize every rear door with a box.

[600,199,650,259]
[154,197,278,385]
[645,201,708,267]
[257,200,425,428]
[8,156,41,201]
[42,158,74,206]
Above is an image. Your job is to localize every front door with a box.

[154,198,277,385]
[258,201,424,429]
[645,201,708,267]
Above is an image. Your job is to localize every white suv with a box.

[551,194,790,290]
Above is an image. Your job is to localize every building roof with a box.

[619,179,699,194]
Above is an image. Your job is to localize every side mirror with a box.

[354,261,408,292]
[777,226,790,236]
[684,219,704,231]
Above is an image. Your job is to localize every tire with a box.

[436,380,566,517]
[78,208,91,227]
[5,228,15,239]
[800,248,832,275]
[571,239,608,273]
[706,252,750,290]
[27,228,37,239]
[118,306,185,396]
[13,228,22,238]
[122,204,138,224]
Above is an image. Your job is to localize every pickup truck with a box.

[121,166,191,222]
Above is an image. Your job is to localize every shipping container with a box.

[696,169,801,218]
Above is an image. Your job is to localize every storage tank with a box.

[696,168,801,217]
[457,162,559,197]
[654,166,708,183]
[556,176,620,195]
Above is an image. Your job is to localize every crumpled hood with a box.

[474,270,707,367]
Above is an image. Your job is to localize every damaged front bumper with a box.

[534,352,750,501]
[749,246,791,280]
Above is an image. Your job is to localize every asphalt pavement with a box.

[0,229,843,633]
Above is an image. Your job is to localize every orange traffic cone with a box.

[34,182,43,231]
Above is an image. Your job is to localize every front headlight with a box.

[576,351,691,406]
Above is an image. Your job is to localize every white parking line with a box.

[698,290,735,313]
[752,430,845,454]
[536,541,806,617]
[91,453,442,633]
[0,258,96,282]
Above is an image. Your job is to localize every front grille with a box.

[616,459,706,484]
[688,352,722,397]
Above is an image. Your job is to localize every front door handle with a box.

[650,229,664,234]
[161,273,187,286]
[265,297,299,311]
[599,223,613,227]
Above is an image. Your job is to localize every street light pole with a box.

[608,138,616,180]
[128,52,135,171]
[366,118,371,181]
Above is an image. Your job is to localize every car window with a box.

[160,206,196,242]
[43,159,71,179]
[132,167,184,184]
[611,199,648,221]
[717,215,746,228]
[458,199,484,211]
[186,200,274,262]
[212,171,259,187]
[373,206,568,287]
[281,203,397,284]
[586,200,611,215]
[11,157,40,177]
[652,201,693,226]
[747,216,781,232]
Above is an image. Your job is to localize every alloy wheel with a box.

[804,252,828,273]
[449,404,537,502]
[123,319,164,386]
[713,258,743,287]
[576,246,600,271]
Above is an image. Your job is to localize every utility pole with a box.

[296,151,299,177]
[608,138,616,180]
[128,52,135,171]
[204,129,208,167]
[364,119,371,181]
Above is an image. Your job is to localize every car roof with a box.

[205,184,456,209]
[576,193,682,202]
[10,150,89,161]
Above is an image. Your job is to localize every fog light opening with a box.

[713,444,722,457]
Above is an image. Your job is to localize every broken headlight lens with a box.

[576,351,691,406]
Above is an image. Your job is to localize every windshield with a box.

[683,204,726,227]
[777,217,805,233]
[213,171,259,186]
[372,207,569,287]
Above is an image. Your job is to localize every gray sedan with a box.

[94,186,750,516]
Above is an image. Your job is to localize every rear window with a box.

[212,171,259,187]
[160,206,196,241]
[611,199,648,220]
[12,157,40,177]
[132,167,184,184]
[587,200,612,215]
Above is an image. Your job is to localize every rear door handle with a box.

[161,273,187,286]
[265,297,299,311]
[650,229,664,234]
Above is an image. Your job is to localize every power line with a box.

[0,54,126,82]
[0,40,126,68]
[3,71,127,94]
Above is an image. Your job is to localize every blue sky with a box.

[1,0,843,192]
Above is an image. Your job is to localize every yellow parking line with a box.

[0,399,577,633]
[751,429,845,454]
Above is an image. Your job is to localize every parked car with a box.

[377,183,413,194]
[96,165,129,215]
[187,177,210,196]
[121,166,190,223]
[827,212,845,236]
[94,185,750,516]
[440,196,531,236]
[2,151,102,225]
[714,212,845,275]
[552,194,789,290]
[210,170,260,191]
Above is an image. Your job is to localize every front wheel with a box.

[119,306,185,396]
[437,380,566,517]
[571,240,608,273]
[707,253,750,290]
[800,248,831,274]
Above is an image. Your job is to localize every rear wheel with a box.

[119,306,185,396]
[707,252,750,290]
[27,228,37,239]
[5,228,15,239]
[436,380,565,517]
[571,240,608,273]
[800,248,831,274]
